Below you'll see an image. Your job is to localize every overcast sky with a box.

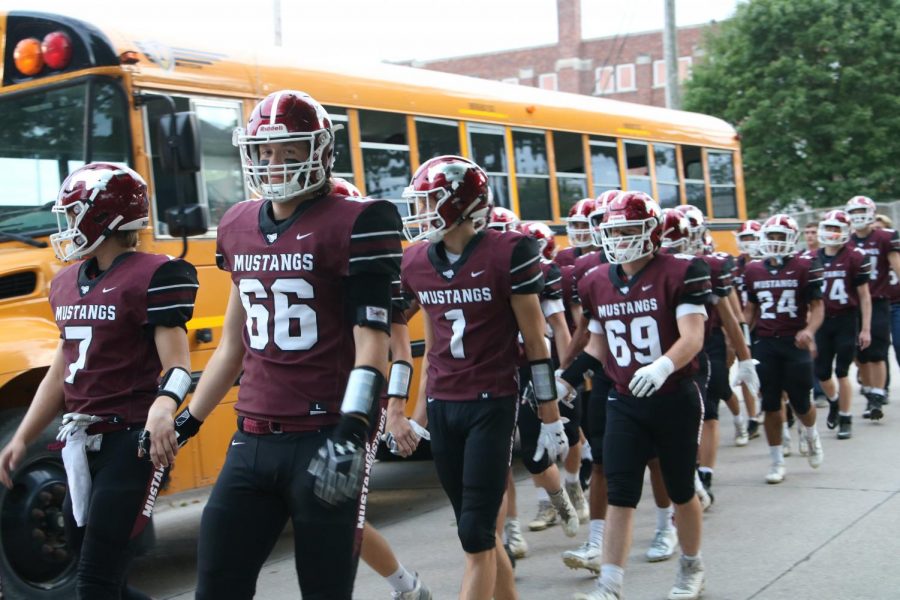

[4,0,741,62]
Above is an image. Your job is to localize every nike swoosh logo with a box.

[102,287,117,293]
[231,440,245,446]
[641,285,653,291]
[471,270,485,277]
[296,233,313,240]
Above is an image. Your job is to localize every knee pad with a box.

[457,511,497,554]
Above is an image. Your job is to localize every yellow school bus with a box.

[0,10,745,596]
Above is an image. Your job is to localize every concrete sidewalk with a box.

[134,392,900,599]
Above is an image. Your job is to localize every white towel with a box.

[57,413,104,527]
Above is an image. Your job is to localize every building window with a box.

[553,131,587,218]
[681,144,707,215]
[538,73,558,91]
[708,150,737,218]
[469,124,510,209]
[653,143,680,209]
[324,106,353,184]
[513,129,551,221]
[616,64,636,92]
[624,140,652,194]
[501,77,519,85]
[589,136,621,196]
[358,110,411,214]
[595,66,615,95]
[678,56,693,82]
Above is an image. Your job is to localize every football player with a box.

[846,195,900,419]
[557,198,600,268]
[871,215,900,379]
[743,215,825,485]
[0,163,198,598]
[572,192,711,600]
[487,206,521,233]
[814,210,871,441]
[731,220,763,437]
[180,91,402,599]
[401,155,568,599]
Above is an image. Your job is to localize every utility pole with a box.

[273,0,283,47]
[663,0,680,109]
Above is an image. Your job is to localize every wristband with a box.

[340,366,385,419]
[560,352,603,387]
[387,360,412,399]
[530,359,556,403]
[158,367,192,404]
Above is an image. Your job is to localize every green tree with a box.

[683,0,900,216]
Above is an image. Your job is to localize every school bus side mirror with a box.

[164,204,208,238]
[157,111,201,173]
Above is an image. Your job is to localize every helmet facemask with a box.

[402,187,453,243]
[600,216,658,264]
[234,125,336,203]
[760,228,798,258]
[736,233,760,257]
[817,221,849,247]
[847,207,874,231]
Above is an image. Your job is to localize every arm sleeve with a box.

[889,229,900,254]
[510,236,544,295]
[677,258,712,306]
[146,259,199,329]
[713,255,735,297]
[348,201,404,277]
[853,249,873,286]
[391,279,410,325]
[215,235,231,272]
[540,263,563,301]
[803,257,824,302]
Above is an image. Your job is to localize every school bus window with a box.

[554,131,588,217]
[191,100,245,227]
[708,150,737,218]
[415,117,461,162]
[358,110,410,213]
[653,143,680,209]
[589,136,621,195]
[0,79,128,235]
[468,124,510,209]
[145,95,199,231]
[323,107,353,182]
[513,129,551,220]
[624,141,652,195]
[681,144,707,215]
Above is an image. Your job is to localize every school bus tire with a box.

[0,408,77,599]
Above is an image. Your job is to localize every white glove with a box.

[556,377,577,409]
[533,419,569,463]
[731,359,760,400]
[628,356,675,398]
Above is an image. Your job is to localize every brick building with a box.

[401,0,714,108]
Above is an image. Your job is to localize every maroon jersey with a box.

[571,249,607,305]
[556,245,592,269]
[578,253,712,395]
[817,246,871,315]
[49,252,198,422]
[401,229,543,401]
[848,228,900,299]
[702,252,735,330]
[559,264,577,332]
[216,194,402,428]
[889,267,900,304]
[744,253,824,338]
[733,254,751,306]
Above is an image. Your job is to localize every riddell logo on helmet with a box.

[257,124,288,135]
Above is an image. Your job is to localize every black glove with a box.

[138,407,203,459]
[307,414,368,506]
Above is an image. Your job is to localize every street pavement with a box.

[131,386,900,599]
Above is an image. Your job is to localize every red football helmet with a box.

[487,206,521,233]
[401,155,490,243]
[846,195,876,230]
[702,230,715,255]
[735,220,762,256]
[566,198,596,248]
[50,163,149,262]
[587,190,619,245]
[675,204,706,254]
[233,90,338,202]
[760,214,800,258]
[599,192,663,264]
[818,209,852,247]
[659,208,691,254]
[472,188,493,232]
[521,221,557,261]
[331,177,362,198]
